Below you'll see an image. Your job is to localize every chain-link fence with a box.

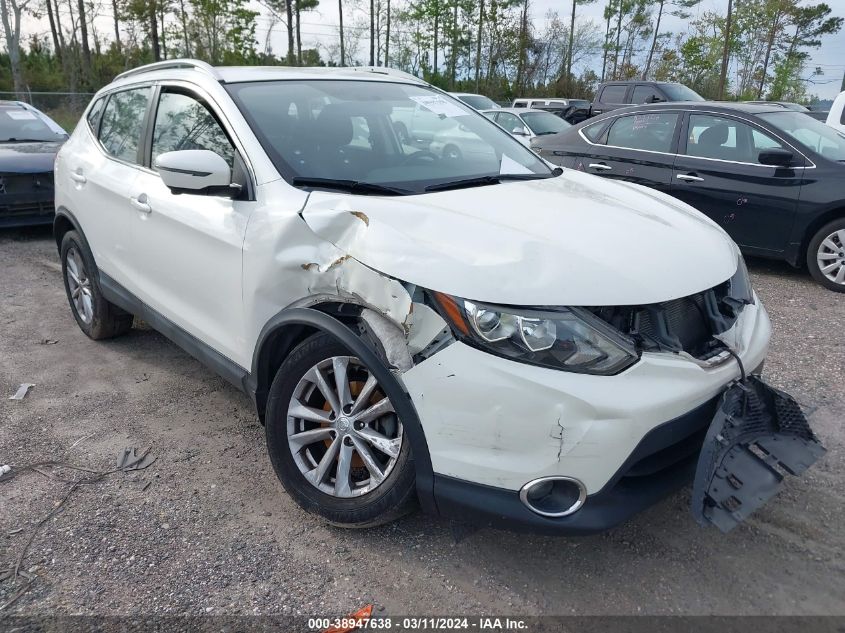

[0,91,94,133]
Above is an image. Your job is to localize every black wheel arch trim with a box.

[53,207,92,256]
[250,307,436,514]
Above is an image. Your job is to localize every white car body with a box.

[54,61,775,533]
[826,91,845,133]
[481,107,571,146]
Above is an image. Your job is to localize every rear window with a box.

[86,97,105,132]
[599,85,627,103]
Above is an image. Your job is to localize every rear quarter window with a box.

[86,97,105,133]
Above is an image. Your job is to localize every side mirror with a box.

[155,150,239,196]
[645,95,664,104]
[758,148,794,167]
[512,126,529,136]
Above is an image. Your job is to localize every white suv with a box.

[54,60,824,533]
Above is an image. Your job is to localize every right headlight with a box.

[432,293,639,375]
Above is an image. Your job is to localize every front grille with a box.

[588,280,746,360]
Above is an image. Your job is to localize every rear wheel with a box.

[60,230,133,339]
[807,219,845,292]
[265,333,417,527]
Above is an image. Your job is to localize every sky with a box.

[252,0,845,101]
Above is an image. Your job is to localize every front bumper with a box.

[402,298,771,532]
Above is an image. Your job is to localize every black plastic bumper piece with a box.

[691,376,826,532]
[432,397,720,536]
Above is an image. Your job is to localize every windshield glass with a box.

[227,80,552,193]
[0,106,67,142]
[661,84,704,101]
[458,94,500,110]
[521,111,571,135]
[759,111,845,161]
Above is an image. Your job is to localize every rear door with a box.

[68,85,153,286]
[670,112,803,254]
[127,85,255,364]
[569,111,680,192]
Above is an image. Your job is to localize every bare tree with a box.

[0,0,31,98]
[338,0,344,64]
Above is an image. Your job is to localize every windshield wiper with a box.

[291,177,411,196]
[424,168,562,193]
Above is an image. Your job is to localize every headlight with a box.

[433,293,638,375]
[728,255,754,305]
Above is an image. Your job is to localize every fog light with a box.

[519,476,586,517]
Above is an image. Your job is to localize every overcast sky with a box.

[254,0,845,100]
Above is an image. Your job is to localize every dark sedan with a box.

[0,101,68,227]
[532,102,845,292]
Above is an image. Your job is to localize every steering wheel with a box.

[402,150,439,165]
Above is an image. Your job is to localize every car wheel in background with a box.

[265,332,417,527]
[60,230,134,339]
[807,219,845,292]
[443,144,462,161]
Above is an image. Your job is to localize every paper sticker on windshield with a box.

[500,154,533,175]
[6,110,37,120]
[409,95,468,117]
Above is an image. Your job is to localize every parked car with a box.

[481,107,571,145]
[826,91,845,133]
[591,81,703,116]
[449,92,500,110]
[512,97,591,124]
[54,61,823,535]
[0,101,68,227]
[532,101,845,292]
[744,101,828,121]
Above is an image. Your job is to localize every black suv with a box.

[591,81,703,116]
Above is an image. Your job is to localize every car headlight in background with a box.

[432,293,638,375]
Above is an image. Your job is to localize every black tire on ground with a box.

[60,230,133,339]
[265,332,418,527]
[806,218,845,293]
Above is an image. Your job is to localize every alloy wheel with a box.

[66,246,94,323]
[286,356,403,498]
[816,229,845,286]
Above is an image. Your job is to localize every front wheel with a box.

[807,219,845,292]
[265,333,417,527]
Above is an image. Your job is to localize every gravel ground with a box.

[1,226,843,618]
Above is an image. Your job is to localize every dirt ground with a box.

[1,225,843,618]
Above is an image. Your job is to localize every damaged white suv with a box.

[54,60,825,534]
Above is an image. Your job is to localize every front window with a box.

[457,94,499,110]
[521,111,571,136]
[660,83,704,101]
[0,106,67,142]
[686,114,783,163]
[151,90,235,167]
[226,80,552,194]
[759,111,845,162]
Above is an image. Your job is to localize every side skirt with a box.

[99,272,253,399]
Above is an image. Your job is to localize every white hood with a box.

[300,168,738,306]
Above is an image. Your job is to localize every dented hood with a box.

[300,169,738,306]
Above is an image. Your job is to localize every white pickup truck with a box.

[825,91,845,133]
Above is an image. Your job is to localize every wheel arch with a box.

[800,207,845,266]
[250,305,436,513]
[53,207,94,262]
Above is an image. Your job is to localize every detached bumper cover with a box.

[692,376,826,532]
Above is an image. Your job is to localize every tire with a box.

[806,219,845,292]
[60,230,134,339]
[265,332,417,527]
[443,144,462,161]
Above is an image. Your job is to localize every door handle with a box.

[70,170,86,184]
[588,163,612,171]
[130,194,151,214]
[676,174,704,182]
[593,109,603,114]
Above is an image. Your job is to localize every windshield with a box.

[661,84,704,101]
[521,111,571,135]
[227,80,552,193]
[759,111,845,161]
[0,106,67,142]
[457,94,500,110]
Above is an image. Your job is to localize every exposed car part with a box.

[692,376,826,532]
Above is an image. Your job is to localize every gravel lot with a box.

[1,226,843,618]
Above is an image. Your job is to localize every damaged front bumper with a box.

[692,376,826,532]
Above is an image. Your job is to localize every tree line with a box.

[0,0,841,105]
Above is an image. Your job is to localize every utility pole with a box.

[717,0,733,100]
[841,69,845,92]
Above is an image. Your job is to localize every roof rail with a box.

[348,66,427,84]
[114,59,220,82]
